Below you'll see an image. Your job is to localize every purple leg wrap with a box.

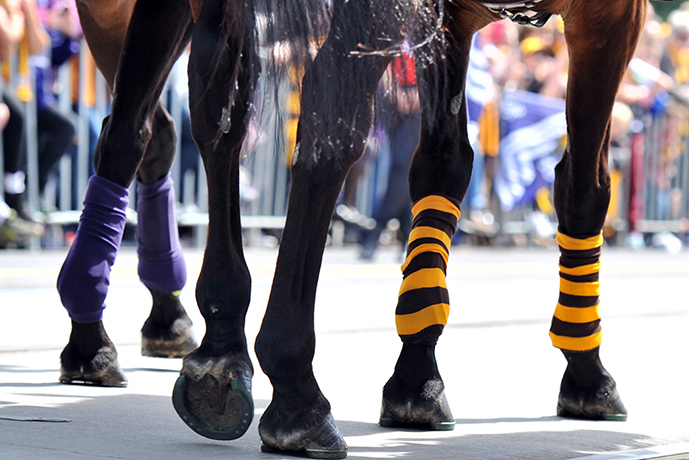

[136,173,187,294]
[57,176,129,323]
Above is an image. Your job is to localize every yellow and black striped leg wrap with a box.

[396,195,460,346]
[549,232,604,352]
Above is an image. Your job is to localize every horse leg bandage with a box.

[136,173,187,294]
[57,176,129,323]
[396,195,460,346]
[549,232,603,351]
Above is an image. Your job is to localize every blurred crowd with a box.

[351,3,689,258]
[0,0,83,248]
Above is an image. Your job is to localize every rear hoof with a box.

[141,291,198,358]
[380,377,455,430]
[172,351,254,440]
[141,320,197,358]
[260,411,347,459]
[557,348,627,421]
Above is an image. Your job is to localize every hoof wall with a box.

[379,377,455,431]
[59,362,128,388]
[261,443,348,459]
[260,411,347,459]
[556,405,628,422]
[556,384,627,422]
[172,375,253,440]
[141,334,197,358]
[379,417,455,431]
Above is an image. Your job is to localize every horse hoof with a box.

[59,357,128,387]
[141,322,197,358]
[557,348,627,421]
[141,292,198,358]
[557,387,628,421]
[59,337,128,387]
[172,352,254,440]
[260,412,347,459]
[380,377,455,430]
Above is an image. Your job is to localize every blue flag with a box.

[495,89,566,211]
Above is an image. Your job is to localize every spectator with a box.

[360,52,420,260]
[31,0,78,199]
[0,0,31,221]
[660,8,689,84]
[0,84,43,246]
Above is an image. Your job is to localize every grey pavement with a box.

[1,244,689,459]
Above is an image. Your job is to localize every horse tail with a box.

[210,0,448,157]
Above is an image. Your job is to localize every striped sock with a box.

[549,232,604,351]
[396,195,460,346]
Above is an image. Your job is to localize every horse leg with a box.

[57,0,194,385]
[550,0,646,420]
[77,0,197,360]
[135,106,197,358]
[380,3,494,430]
[253,1,392,456]
[171,0,257,440]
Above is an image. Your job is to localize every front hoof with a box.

[172,352,254,440]
[557,386,627,421]
[59,345,128,387]
[380,377,455,430]
[260,411,347,459]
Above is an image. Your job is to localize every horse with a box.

[57,0,657,457]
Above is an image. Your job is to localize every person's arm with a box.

[0,1,25,61]
[20,0,50,55]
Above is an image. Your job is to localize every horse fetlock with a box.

[255,328,316,383]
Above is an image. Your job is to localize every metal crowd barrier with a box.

[6,40,689,249]
[631,100,689,236]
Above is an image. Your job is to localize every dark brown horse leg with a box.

[379,2,496,429]
[136,104,197,358]
[171,0,257,441]
[58,0,194,386]
[78,0,197,359]
[551,0,646,420]
[254,0,391,456]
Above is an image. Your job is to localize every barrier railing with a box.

[631,101,689,236]
[4,41,688,249]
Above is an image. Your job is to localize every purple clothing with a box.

[35,0,82,109]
